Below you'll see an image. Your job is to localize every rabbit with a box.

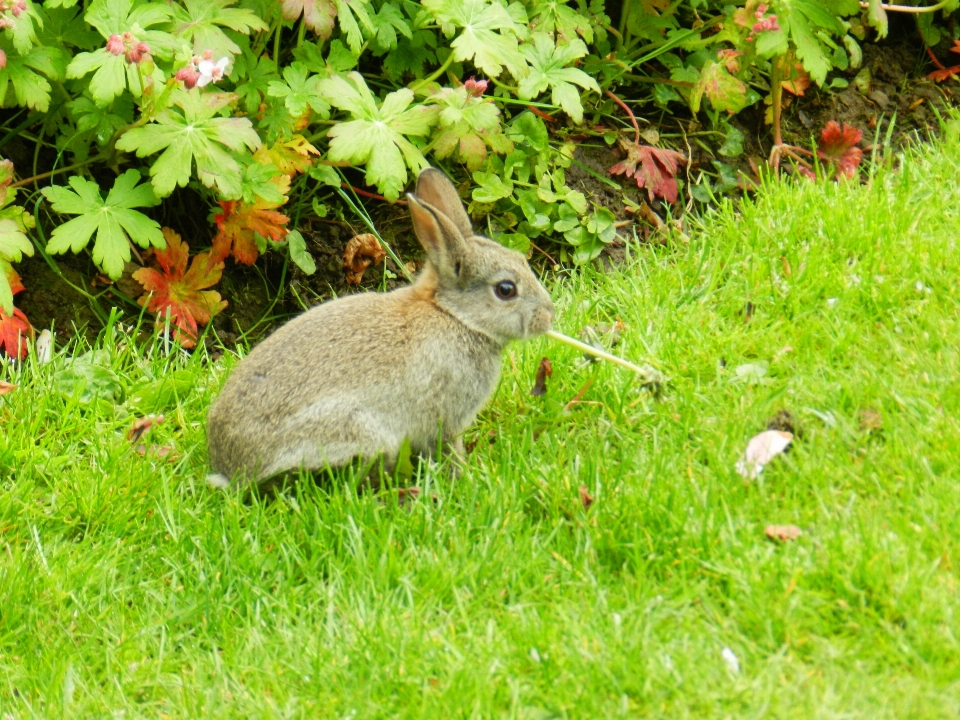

[206,167,555,488]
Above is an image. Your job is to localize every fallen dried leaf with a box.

[578,484,594,510]
[128,414,164,443]
[343,234,386,285]
[531,357,553,396]
[765,524,802,542]
[735,430,792,479]
[858,408,883,432]
[0,381,16,395]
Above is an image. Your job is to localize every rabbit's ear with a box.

[407,194,469,281]
[415,168,473,238]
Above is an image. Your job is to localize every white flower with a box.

[196,57,229,87]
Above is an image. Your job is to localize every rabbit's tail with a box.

[206,473,231,489]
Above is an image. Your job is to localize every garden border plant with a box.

[0,0,957,356]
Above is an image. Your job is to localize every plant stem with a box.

[605,90,641,144]
[297,19,307,48]
[544,330,665,386]
[273,19,283,64]
[859,0,952,11]
[10,154,107,189]
[617,0,633,52]
[771,57,783,148]
[409,51,456,92]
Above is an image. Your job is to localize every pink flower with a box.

[464,76,488,97]
[0,49,6,70]
[126,41,150,64]
[106,34,125,55]
[176,66,201,89]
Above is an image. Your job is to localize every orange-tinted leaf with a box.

[213,198,291,265]
[531,357,552,396]
[781,62,811,96]
[927,65,960,82]
[4,266,23,296]
[817,121,862,179]
[765,524,802,542]
[134,228,227,348]
[127,413,164,443]
[254,135,321,176]
[0,380,16,395]
[134,443,181,462]
[343,233,386,284]
[0,306,32,359]
[609,138,686,203]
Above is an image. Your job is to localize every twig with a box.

[341,183,407,205]
[10,154,107,189]
[605,90,641,144]
[564,378,594,412]
[526,105,558,123]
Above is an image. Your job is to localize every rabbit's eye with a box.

[495,281,517,299]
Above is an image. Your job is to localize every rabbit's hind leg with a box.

[263,410,400,479]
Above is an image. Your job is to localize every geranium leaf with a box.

[169,0,269,60]
[517,33,598,123]
[608,137,686,203]
[421,0,527,78]
[115,90,261,199]
[266,62,330,118]
[319,72,438,200]
[212,196,290,265]
[41,170,164,278]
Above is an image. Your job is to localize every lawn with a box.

[2,132,960,718]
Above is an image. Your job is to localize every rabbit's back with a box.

[207,283,502,483]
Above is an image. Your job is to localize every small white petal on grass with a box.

[529,647,541,663]
[735,430,792,479]
[826,297,839,308]
[721,647,740,674]
[36,329,53,364]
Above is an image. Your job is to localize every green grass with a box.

[3,135,960,718]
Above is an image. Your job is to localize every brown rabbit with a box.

[206,168,555,487]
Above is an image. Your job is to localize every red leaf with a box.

[927,66,960,82]
[134,227,227,348]
[0,306,33,359]
[213,198,290,266]
[609,138,686,203]
[817,121,863,179]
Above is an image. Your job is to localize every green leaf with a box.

[36,5,102,51]
[421,0,526,78]
[689,61,748,115]
[471,171,513,203]
[115,90,261,199]
[286,230,316,274]
[428,85,512,170]
[127,369,197,413]
[308,163,341,187]
[0,45,67,112]
[327,39,360,73]
[867,0,888,39]
[54,350,124,405]
[517,33,598,123]
[0,214,33,315]
[169,0,269,59]
[66,51,129,107]
[529,1,594,43]
[40,170,164,279]
[318,72,438,201]
[232,49,279,114]
[497,232,530,254]
[334,0,374,55]
[267,62,330,118]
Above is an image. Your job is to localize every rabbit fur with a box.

[206,168,555,488]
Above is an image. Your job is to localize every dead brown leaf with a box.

[765,524,802,542]
[531,357,553,396]
[858,408,883,432]
[343,234,386,285]
[579,484,594,510]
[0,381,16,396]
[128,414,164,443]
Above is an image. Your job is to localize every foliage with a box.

[133,227,227,348]
[0,0,953,345]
